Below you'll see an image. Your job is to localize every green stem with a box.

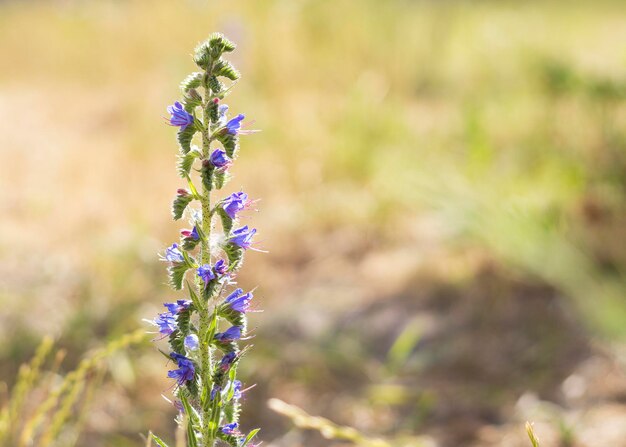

[200,63,215,447]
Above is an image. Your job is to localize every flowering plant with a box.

[149,34,261,447]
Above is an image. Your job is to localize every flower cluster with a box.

[149,33,261,447]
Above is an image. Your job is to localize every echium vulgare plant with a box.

[148,34,261,447]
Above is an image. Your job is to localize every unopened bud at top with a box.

[193,33,236,70]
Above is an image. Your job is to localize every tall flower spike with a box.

[149,33,262,447]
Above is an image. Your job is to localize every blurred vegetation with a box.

[0,0,625,446]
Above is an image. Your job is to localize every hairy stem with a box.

[200,64,215,447]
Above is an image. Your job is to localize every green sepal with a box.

[177,307,192,337]
[172,193,194,220]
[186,281,205,312]
[212,338,239,354]
[183,89,203,112]
[177,125,197,154]
[208,32,236,57]
[157,349,173,361]
[185,372,200,398]
[150,433,171,447]
[168,261,192,290]
[224,243,244,271]
[204,307,219,346]
[194,33,235,69]
[213,59,240,81]
[177,150,200,178]
[223,376,242,424]
[193,41,213,70]
[180,72,204,91]
[218,304,247,330]
[208,98,219,123]
[168,329,185,355]
[201,160,214,191]
[217,133,238,158]
[201,279,219,302]
[208,75,224,97]
[211,346,248,385]
[214,170,230,190]
[216,431,241,447]
[223,400,239,426]
[181,235,201,251]
[217,207,234,234]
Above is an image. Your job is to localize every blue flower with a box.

[225,114,245,135]
[229,226,257,250]
[217,104,230,126]
[222,191,249,219]
[232,379,242,400]
[153,312,177,336]
[210,384,222,400]
[167,102,194,130]
[225,288,253,313]
[215,326,242,342]
[219,352,237,371]
[197,264,215,285]
[214,259,228,275]
[184,334,199,351]
[163,299,191,314]
[167,353,195,385]
[221,422,239,435]
[174,400,184,413]
[210,149,231,168]
[160,243,184,263]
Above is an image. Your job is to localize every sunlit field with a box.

[1,0,626,446]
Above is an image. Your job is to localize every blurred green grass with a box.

[0,0,625,446]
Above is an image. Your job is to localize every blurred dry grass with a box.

[1,0,626,446]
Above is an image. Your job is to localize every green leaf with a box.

[168,263,190,290]
[172,193,194,220]
[180,72,204,91]
[177,125,197,154]
[150,433,170,447]
[204,309,219,345]
[177,151,198,178]
[242,429,260,446]
[526,422,540,447]
[186,281,205,311]
[180,394,199,447]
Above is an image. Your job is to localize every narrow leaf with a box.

[150,433,170,447]
[241,428,260,446]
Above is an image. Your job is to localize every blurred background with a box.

[1,0,626,446]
